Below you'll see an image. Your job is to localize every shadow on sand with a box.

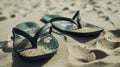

[53,31,98,43]
[12,50,52,67]
[0,41,52,67]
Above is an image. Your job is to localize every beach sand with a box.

[0,0,120,67]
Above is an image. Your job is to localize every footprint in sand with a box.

[0,16,7,22]
[79,49,108,63]
[97,30,120,50]
[105,30,120,42]
[68,45,108,63]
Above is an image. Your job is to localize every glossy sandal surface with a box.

[41,11,103,37]
[12,22,58,60]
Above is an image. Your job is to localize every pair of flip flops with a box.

[12,11,103,60]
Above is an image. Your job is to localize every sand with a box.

[0,0,120,67]
[20,46,53,57]
[73,27,97,32]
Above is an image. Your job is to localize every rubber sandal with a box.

[41,11,104,37]
[12,22,58,60]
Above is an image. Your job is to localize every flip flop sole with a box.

[41,14,103,37]
[13,22,58,60]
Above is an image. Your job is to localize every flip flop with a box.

[41,11,104,37]
[12,22,58,60]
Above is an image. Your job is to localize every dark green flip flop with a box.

[12,22,58,60]
[41,11,103,37]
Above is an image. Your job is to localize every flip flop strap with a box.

[50,17,78,25]
[12,28,36,48]
[33,23,52,48]
[48,11,81,28]
[41,15,61,23]
[72,10,82,28]
[13,23,52,48]
[33,23,52,42]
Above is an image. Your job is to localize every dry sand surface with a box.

[0,0,120,67]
